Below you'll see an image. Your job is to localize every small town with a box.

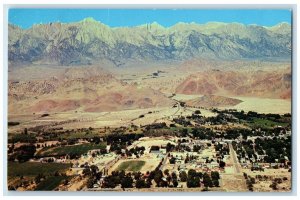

[7,108,292,192]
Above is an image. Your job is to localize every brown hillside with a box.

[176,70,291,99]
[8,66,174,114]
[186,95,242,108]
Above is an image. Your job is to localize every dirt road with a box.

[229,143,241,174]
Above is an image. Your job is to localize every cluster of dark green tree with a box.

[100,169,179,189]
[243,173,255,191]
[233,135,291,164]
[106,133,144,154]
[8,144,36,162]
[124,146,146,158]
[215,142,229,157]
[173,116,192,127]
[179,170,220,188]
[256,136,291,163]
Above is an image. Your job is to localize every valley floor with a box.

[8,94,291,134]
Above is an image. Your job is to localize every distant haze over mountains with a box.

[8,18,291,66]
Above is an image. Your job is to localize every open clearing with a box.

[36,143,106,157]
[247,117,289,129]
[8,104,217,133]
[242,168,291,192]
[35,176,67,191]
[178,95,291,114]
[8,162,71,177]
[223,96,291,114]
[116,160,146,172]
[131,137,177,150]
[110,157,161,174]
[172,94,203,101]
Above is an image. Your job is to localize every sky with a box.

[8,9,291,29]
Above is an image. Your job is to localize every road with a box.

[229,143,241,174]
[159,155,169,171]
[153,101,181,123]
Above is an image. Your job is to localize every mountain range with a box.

[8,18,291,66]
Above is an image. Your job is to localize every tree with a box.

[87,177,94,188]
[195,176,201,187]
[203,173,213,187]
[219,161,226,168]
[187,179,193,188]
[154,173,162,185]
[133,172,141,180]
[92,137,101,144]
[166,143,175,152]
[90,165,99,176]
[187,176,200,188]
[16,144,36,162]
[193,145,201,152]
[195,110,201,115]
[8,185,16,191]
[145,178,152,188]
[63,179,69,186]
[246,179,254,191]
[188,169,197,177]
[121,176,133,188]
[95,172,102,180]
[160,180,168,187]
[169,157,176,164]
[166,175,172,184]
[34,173,45,184]
[171,172,177,180]
[172,179,178,187]
[136,179,147,188]
[164,169,169,176]
[102,175,118,188]
[82,167,91,177]
[179,171,187,182]
[213,179,219,187]
[211,171,220,180]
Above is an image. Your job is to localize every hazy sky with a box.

[9,9,291,29]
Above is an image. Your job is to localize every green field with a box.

[36,143,106,157]
[59,131,101,140]
[35,176,67,191]
[8,162,71,177]
[247,118,289,129]
[116,160,146,172]
[9,134,37,143]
